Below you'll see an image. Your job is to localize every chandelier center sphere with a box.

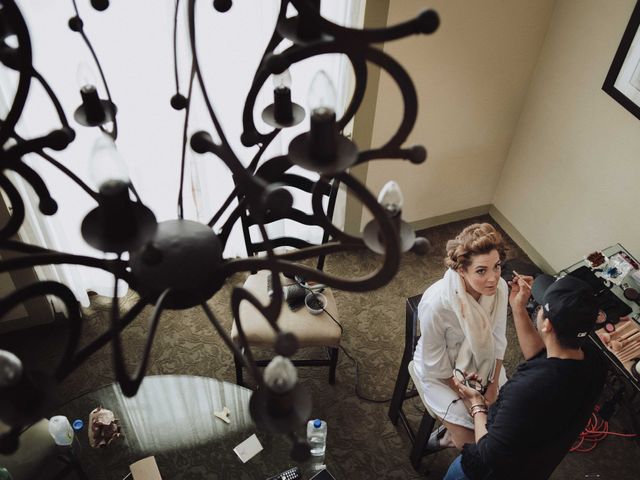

[130,219,224,310]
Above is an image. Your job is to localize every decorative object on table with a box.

[214,406,231,424]
[0,0,440,455]
[47,415,74,446]
[597,319,640,368]
[129,456,162,480]
[603,0,640,120]
[233,433,263,464]
[88,406,121,448]
[585,251,607,269]
[305,292,327,315]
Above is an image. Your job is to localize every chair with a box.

[230,160,341,386]
[388,294,439,471]
[0,419,87,480]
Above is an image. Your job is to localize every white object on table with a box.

[130,456,162,480]
[233,433,263,463]
[214,406,231,424]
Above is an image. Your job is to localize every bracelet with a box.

[470,403,487,410]
[470,405,488,416]
[471,408,488,417]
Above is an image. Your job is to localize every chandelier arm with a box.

[309,176,360,244]
[177,61,196,219]
[0,281,82,374]
[242,40,353,146]
[246,131,279,174]
[0,0,32,148]
[70,0,118,139]
[239,0,288,146]
[0,239,57,254]
[58,296,149,379]
[216,197,247,245]
[109,286,171,397]
[207,187,237,228]
[0,253,132,283]
[29,68,72,130]
[336,55,367,133]
[1,161,57,217]
[172,0,182,93]
[222,170,401,290]
[187,0,253,185]
[228,288,268,387]
[0,175,25,239]
[288,0,438,44]
[205,125,279,229]
[199,301,262,383]
[9,133,99,201]
[361,46,418,153]
[356,146,424,165]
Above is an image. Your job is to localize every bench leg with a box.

[328,347,339,385]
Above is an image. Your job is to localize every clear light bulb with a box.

[308,70,336,115]
[76,62,97,90]
[273,69,292,91]
[89,134,130,190]
[378,180,404,216]
[264,355,297,393]
[0,349,23,387]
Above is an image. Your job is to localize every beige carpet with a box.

[2,215,639,479]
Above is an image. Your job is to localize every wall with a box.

[493,0,640,272]
[352,0,555,229]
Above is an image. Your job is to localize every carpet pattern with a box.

[2,215,639,479]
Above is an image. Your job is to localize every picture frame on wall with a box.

[603,1,640,120]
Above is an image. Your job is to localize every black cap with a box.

[531,274,598,338]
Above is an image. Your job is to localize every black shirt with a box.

[461,345,606,480]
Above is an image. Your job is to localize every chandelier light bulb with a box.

[0,350,23,387]
[273,69,292,91]
[264,355,298,394]
[308,70,336,115]
[76,62,97,91]
[378,180,404,216]
[89,134,130,192]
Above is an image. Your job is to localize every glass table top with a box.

[53,375,335,479]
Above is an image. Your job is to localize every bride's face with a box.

[459,249,502,299]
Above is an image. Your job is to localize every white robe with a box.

[412,274,508,429]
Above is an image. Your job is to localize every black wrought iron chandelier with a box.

[0,0,438,455]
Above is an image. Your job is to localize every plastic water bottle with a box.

[48,415,74,446]
[0,467,13,480]
[306,419,327,456]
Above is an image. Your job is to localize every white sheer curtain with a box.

[1,0,363,306]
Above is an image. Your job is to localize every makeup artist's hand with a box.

[509,272,533,311]
[453,372,485,410]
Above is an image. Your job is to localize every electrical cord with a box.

[294,278,391,403]
[570,405,637,452]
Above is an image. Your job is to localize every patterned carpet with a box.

[2,215,639,479]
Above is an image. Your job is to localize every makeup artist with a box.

[444,273,607,480]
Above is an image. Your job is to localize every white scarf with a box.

[442,268,507,385]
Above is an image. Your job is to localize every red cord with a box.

[571,406,637,453]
